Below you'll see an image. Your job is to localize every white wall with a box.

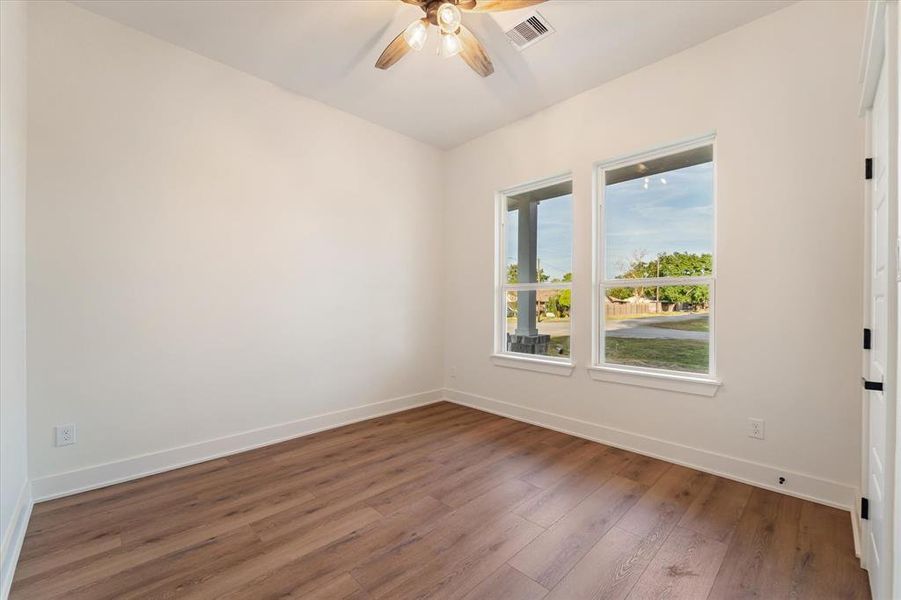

[0,0,31,592]
[26,1,444,492]
[22,0,869,512]
[443,0,866,507]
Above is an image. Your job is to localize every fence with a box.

[605,302,663,318]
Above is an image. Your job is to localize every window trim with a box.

[586,365,721,396]
[591,134,719,389]
[494,172,574,369]
[490,353,576,376]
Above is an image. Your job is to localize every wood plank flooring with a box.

[11,402,870,599]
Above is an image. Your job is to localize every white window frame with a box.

[590,135,721,396]
[492,172,575,377]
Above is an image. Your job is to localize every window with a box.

[495,175,573,370]
[594,138,717,385]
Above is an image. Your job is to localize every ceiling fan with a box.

[375,0,546,77]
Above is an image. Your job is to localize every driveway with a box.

[606,314,708,340]
[535,319,570,337]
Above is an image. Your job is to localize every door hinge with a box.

[862,378,883,391]
[861,497,869,520]
[863,328,872,350]
[865,158,873,180]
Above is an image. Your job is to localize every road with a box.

[517,313,709,341]
[606,314,708,340]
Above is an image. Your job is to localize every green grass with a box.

[606,310,694,321]
[645,317,709,332]
[605,337,708,373]
[546,336,570,358]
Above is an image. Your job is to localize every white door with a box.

[866,57,891,600]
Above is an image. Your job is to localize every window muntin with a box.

[497,177,573,362]
[597,140,715,377]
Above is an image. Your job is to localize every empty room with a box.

[1,0,899,598]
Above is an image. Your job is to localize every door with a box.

[866,56,892,600]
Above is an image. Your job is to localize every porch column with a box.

[516,200,538,336]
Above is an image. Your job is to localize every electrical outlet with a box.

[55,424,76,447]
[450,366,457,380]
[748,418,765,440]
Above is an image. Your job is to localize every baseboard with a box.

[1,480,32,600]
[31,389,444,502]
[444,388,857,511]
[850,502,862,560]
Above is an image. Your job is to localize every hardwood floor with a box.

[11,402,870,599]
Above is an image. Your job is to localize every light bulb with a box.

[436,2,462,34]
[403,19,428,51]
[439,32,462,58]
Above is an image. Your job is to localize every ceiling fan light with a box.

[403,19,429,51]
[439,32,462,58]
[437,2,462,34]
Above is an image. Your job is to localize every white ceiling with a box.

[72,0,794,149]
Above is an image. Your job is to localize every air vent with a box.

[500,11,554,51]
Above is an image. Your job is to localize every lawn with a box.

[645,316,709,332]
[605,337,708,372]
[512,334,708,372]
[547,336,570,358]
[607,310,695,321]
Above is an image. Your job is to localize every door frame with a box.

[859,1,899,597]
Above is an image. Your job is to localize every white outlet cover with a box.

[748,418,765,440]
[55,424,76,446]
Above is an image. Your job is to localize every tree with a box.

[507,263,549,284]
[615,250,653,299]
[615,250,651,280]
[538,272,572,318]
[655,252,712,278]
[548,288,571,317]
[610,252,712,308]
[606,287,633,301]
[653,252,711,307]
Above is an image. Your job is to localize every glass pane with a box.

[603,284,710,373]
[604,145,713,279]
[505,288,571,359]
[505,184,573,284]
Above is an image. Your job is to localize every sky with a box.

[505,194,572,281]
[604,162,713,278]
[504,161,712,282]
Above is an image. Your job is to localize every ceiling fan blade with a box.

[457,0,545,12]
[457,25,494,77]
[375,28,412,70]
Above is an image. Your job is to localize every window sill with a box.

[587,366,721,397]
[490,354,575,377]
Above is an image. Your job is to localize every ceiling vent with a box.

[497,11,554,51]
